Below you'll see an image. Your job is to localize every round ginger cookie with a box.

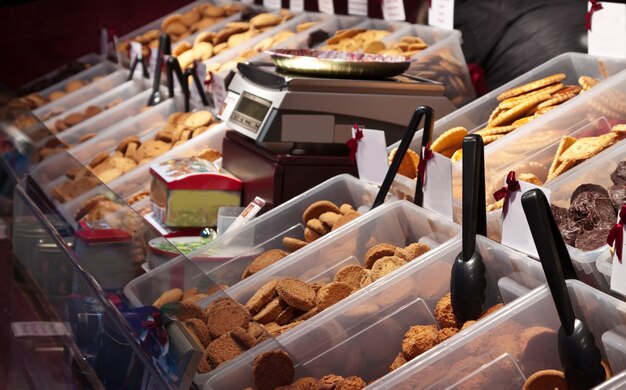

[522,369,567,390]
[364,243,398,269]
[64,112,85,127]
[115,135,141,153]
[302,200,341,224]
[253,350,295,390]
[304,227,321,243]
[434,293,463,329]
[388,147,420,179]
[247,249,289,275]
[431,127,468,155]
[316,282,353,311]
[230,326,256,349]
[246,279,278,314]
[371,256,407,281]
[84,105,103,118]
[206,333,246,368]
[318,211,340,228]
[276,278,316,311]
[403,242,431,261]
[185,110,213,128]
[336,376,367,390]
[78,133,96,144]
[282,236,308,252]
[339,203,355,214]
[65,79,86,93]
[184,318,211,348]
[333,264,368,290]
[306,218,330,236]
[206,303,250,338]
[401,324,439,360]
[252,298,283,325]
[331,211,360,231]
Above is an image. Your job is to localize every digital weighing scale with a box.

[219,62,457,210]
[219,62,457,147]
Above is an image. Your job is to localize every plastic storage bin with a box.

[535,141,626,295]
[44,78,151,147]
[33,62,126,121]
[123,173,381,307]
[371,280,626,389]
[387,53,626,223]
[203,235,545,388]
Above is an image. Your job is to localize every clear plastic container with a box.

[123,173,381,307]
[372,279,626,389]
[33,62,124,121]
[38,78,151,148]
[203,235,546,389]
[387,53,626,222]
[381,24,475,106]
[205,12,330,78]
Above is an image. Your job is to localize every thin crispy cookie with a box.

[497,73,566,101]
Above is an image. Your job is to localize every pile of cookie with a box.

[51,110,218,203]
[389,293,503,372]
[241,201,361,280]
[247,349,367,390]
[319,29,431,58]
[407,51,473,106]
[431,73,604,162]
[243,241,431,337]
[117,3,245,57]
[172,11,305,72]
[48,98,125,135]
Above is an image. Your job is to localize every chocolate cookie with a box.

[570,183,610,204]
[609,183,626,212]
[253,350,295,390]
[611,161,626,184]
[575,228,612,251]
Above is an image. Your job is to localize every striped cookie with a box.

[537,91,578,109]
[475,125,518,136]
[497,73,566,101]
[490,97,545,127]
[498,86,560,109]
[578,75,600,91]
[548,136,577,177]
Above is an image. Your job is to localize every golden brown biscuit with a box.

[304,227,322,243]
[302,200,341,224]
[206,332,247,368]
[336,376,366,390]
[403,242,431,261]
[246,279,279,314]
[331,211,360,231]
[436,327,459,344]
[185,110,213,128]
[371,256,407,281]
[206,303,250,338]
[364,243,397,269]
[282,237,308,252]
[306,218,330,236]
[152,288,183,307]
[230,325,256,349]
[522,369,567,390]
[334,264,368,290]
[276,278,317,311]
[247,249,289,276]
[316,282,353,311]
[253,350,295,390]
[84,105,103,118]
[253,297,285,324]
[64,112,85,127]
[434,293,463,329]
[401,324,439,360]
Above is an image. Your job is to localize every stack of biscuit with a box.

[241,200,361,280]
[431,73,604,162]
[118,3,245,57]
[48,98,124,136]
[249,349,368,390]
[319,29,392,53]
[390,293,503,372]
[51,110,219,203]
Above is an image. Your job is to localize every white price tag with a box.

[588,2,626,59]
[12,322,69,338]
[241,0,253,4]
[264,0,281,9]
[348,0,368,16]
[100,28,108,58]
[130,41,142,62]
[501,179,552,258]
[210,71,228,109]
[423,151,453,220]
[112,35,123,67]
[353,128,388,186]
[218,91,239,121]
[428,0,455,30]
[191,61,208,103]
[318,0,335,14]
[290,0,304,12]
[382,0,406,21]
[610,210,626,295]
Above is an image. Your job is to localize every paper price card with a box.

[501,178,551,258]
[290,0,304,12]
[318,0,335,14]
[429,0,455,30]
[382,0,406,21]
[210,71,228,108]
[610,206,626,295]
[349,0,368,16]
[264,0,281,9]
[423,151,453,220]
[588,2,626,59]
[354,128,388,186]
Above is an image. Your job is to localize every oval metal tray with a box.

[266,49,411,79]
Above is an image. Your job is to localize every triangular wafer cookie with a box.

[559,133,618,162]
[548,136,577,178]
[548,159,577,181]
[497,73,566,101]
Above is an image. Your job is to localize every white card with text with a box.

[149,47,159,78]
[210,71,227,108]
[349,0,368,16]
[428,0,455,30]
[264,0,281,9]
[12,322,68,338]
[241,0,254,4]
[382,0,406,21]
[318,0,335,14]
[130,41,142,63]
[501,180,551,258]
[191,61,208,102]
[610,221,626,295]
[354,129,388,186]
[290,0,304,12]
[588,2,626,59]
[423,151,453,219]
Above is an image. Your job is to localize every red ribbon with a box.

[346,124,363,162]
[140,312,169,355]
[417,143,433,186]
[607,205,626,263]
[493,171,521,217]
[585,0,604,31]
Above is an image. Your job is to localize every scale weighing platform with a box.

[219,62,457,209]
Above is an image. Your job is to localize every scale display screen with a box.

[230,91,272,135]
